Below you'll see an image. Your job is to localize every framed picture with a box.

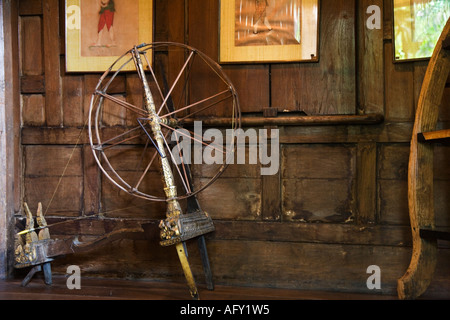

[393,0,450,62]
[65,0,153,72]
[219,0,319,64]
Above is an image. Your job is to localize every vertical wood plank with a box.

[84,74,100,123]
[262,127,281,221]
[1,0,21,278]
[223,64,270,113]
[357,0,384,115]
[20,16,43,76]
[271,0,356,115]
[43,0,62,126]
[22,94,46,126]
[262,170,281,221]
[168,0,186,43]
[356,142,377,223]
[63,74,84,127]
[83,145,100,216]
[188,0,218,58]
[413,62,428,113]
[11,2,21,216]
[384,42,415,121]
[0,0,9,280]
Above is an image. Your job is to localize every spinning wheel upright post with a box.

[88,43,241,299]
[133,46,199,299]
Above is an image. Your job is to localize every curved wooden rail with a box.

[397,17,450,300]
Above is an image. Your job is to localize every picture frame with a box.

[219,0,319,64]
[65,0,153,72]
[392,0,450,62]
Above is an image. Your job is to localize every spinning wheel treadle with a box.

[88,42,241,299]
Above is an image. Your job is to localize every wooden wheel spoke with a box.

[173,130,193,195]
[157,51,195,115]
[161,90,232,120]
[132,127,171,192]
[136,118,165,157]
[132,145,159,192]
[95,127,146,151]
[159,122,227,155]
[161,131,192,195]
[95,90,147,116]
[144,52,175,116]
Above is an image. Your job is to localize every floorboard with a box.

[0,276,398,300]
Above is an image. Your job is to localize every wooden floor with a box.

[0,275,399,300]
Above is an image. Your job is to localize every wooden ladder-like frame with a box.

[397,18,450,300]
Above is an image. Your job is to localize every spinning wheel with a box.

[88,42,241,299]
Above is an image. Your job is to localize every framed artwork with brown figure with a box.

[219,0,319,63]
[65,0,153,72]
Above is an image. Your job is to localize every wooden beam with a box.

[22,120,422,146]
[184,114,385,127]
[418,129,450,142]
[43,217,413,247]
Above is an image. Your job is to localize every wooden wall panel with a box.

[271,0,356,115]
[440,87,450,121]
[43,0,62,127]
[198,177,262,220]
[62,75,84,127]
[23,146,83,216]
[377,144,409,225]
[11,0,450,296]
[20,16,43,76]
[282,145,356,223]
[22,95,45,126]
[357,0,384,115]
[193,157,263,221]
[384,42,415,122]
[434,146,450,228]
[223,65,270,113]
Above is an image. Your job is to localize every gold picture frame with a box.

[65,0,153,72]
[219,0,319,64]
[393,0,450,62]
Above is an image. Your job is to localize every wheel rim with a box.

[88,42,241,202]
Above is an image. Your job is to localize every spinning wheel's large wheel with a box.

[88,42,240,299]
[88,42,241,203]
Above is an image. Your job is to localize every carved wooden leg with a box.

[42,262,52,285]
[398,134,438,299]
[21,265,42,287]
[397,238,437,299]
[198,235,214,291]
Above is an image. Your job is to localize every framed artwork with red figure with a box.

[65,0,153,72]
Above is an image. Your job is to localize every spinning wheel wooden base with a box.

[89,42,241,299]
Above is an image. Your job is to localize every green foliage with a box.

[414,0,450,57]
[394,0,450,60]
